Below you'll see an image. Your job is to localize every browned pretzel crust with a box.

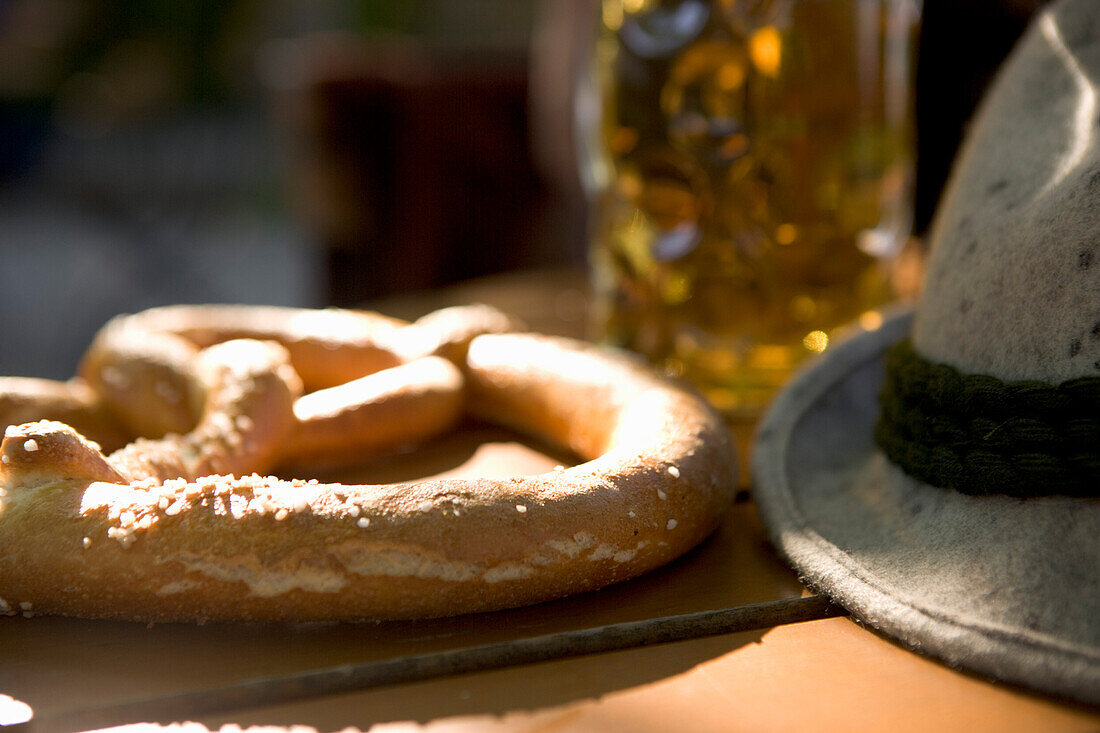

[0,377,129,452]
[80,304,517,428]
[0,334,736,622]
[106,339,301,482]
[281,356,466,471]
[68,304,510,467]
[78,305,404,438]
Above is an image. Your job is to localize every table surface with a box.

[2,269,1097,733]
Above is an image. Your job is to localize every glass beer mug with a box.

[581,0,921,419]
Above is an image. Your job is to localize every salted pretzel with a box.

[0,332,736,622]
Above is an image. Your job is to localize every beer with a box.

[584,0,920,417]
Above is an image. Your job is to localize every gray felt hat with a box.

[752,0,1100,707]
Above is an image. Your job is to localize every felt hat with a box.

[752,0,1100,706]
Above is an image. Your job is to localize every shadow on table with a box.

[0,425,802,731]
[199,628,772,732]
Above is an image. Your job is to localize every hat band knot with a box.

[875,341,1100,497]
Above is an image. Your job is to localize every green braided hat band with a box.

[874,341,1100,498]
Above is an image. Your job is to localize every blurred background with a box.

[0,0,1047,379]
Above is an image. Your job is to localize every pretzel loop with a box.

[0,306,736,622]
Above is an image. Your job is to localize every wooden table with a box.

[2,269,1097,732]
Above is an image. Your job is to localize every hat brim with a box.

[752,309,1100,706]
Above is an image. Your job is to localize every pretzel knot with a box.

[0,305,737,622]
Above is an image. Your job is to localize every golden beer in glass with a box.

[584,0,920,418]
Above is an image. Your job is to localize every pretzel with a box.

[0,333,736,622]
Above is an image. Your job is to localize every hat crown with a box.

[912,0,1100,384]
